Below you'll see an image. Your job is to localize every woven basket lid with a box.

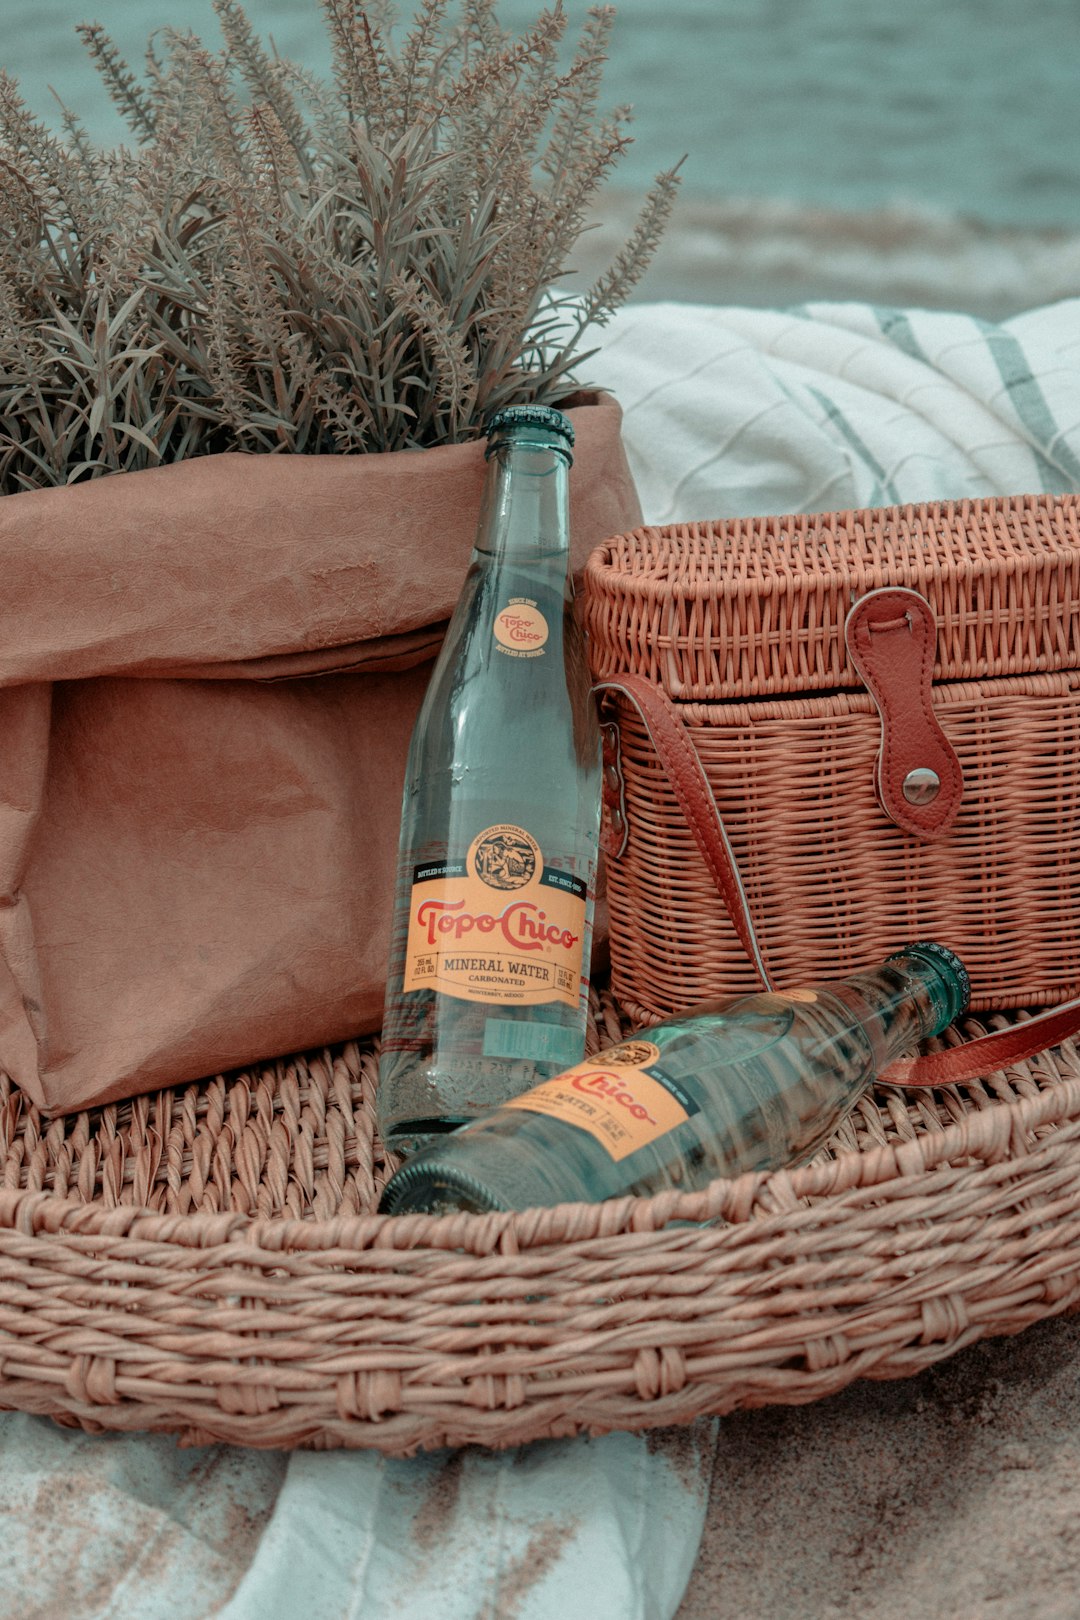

[583,493,1080,701]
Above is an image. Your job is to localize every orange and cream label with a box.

[504,1040,699,1160]
[403,825,587,1006]
[494,598,548,657]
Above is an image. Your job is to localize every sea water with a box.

[9,0,1080,312]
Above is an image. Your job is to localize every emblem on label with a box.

[473,826,539,890]
[600,1040,662,1068]
[403,824,588,1007]
[494,598,548,657]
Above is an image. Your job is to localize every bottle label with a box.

[494,598,548,658]
[482,1018,585,1066]
[503,1040,699,1161]
[403,824,587,1007]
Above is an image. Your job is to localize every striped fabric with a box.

[594,299,1080,525]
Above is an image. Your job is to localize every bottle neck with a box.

[830,948,966,1070]
[475,438,571,565]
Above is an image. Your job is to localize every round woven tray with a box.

[2,983,1079,1455]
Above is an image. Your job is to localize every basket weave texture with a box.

[3,985,1080,1455]
[583,495,1080,1020]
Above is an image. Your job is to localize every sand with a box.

[674,1307,1080,1619]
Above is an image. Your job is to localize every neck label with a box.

[494,598,548,657]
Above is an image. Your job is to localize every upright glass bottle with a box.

[377,405,602,1155]
[379,943,970,1214]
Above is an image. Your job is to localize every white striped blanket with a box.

[597,298,1080,524]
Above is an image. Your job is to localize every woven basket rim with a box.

[592,491,1076,540]
[585,488,1079,577]
[585,528,1072,599]
[624,666,1080,718]
[4,1004,1080,1454]
[4,1052,1077,1259]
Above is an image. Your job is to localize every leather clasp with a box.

[844,586,963,840]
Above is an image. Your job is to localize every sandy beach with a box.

[573,189,1080,322]
[676,1307,1080,1620]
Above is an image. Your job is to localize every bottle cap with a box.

[484,404,575,454]
[891,940,971,1028]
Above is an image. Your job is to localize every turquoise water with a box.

[7,0,1080,227]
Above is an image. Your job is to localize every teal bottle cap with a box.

[891,941,971,1028]
[485,404,575,452]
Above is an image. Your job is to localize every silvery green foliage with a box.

[0,0,679,490]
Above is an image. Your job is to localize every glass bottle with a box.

[377,405,602,1156]
[379,943,970,1214]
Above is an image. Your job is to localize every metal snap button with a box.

[902,767,941,805]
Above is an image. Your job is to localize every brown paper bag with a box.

[0,393,640,1112]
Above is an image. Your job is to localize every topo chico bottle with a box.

[377,405,602,1156]
[379,943,970,1214]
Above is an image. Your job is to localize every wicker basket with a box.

[583,495,1080,1022]
[2,982,1080,1455]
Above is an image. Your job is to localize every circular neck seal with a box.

[484,404,574,462]
[890,940,971,1030]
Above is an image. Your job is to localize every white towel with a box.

[0,1411,714,1619]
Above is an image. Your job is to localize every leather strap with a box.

[600,721,630,859]
[844,588,963,840]
[595,674,773,989]
[595,671,1080,1088]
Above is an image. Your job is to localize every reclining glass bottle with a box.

[379,943,970,1214]
[377,406,602,1156]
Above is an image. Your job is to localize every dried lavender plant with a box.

[0,0,679,491]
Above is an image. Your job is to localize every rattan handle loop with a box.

[594,673,1080,1089]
